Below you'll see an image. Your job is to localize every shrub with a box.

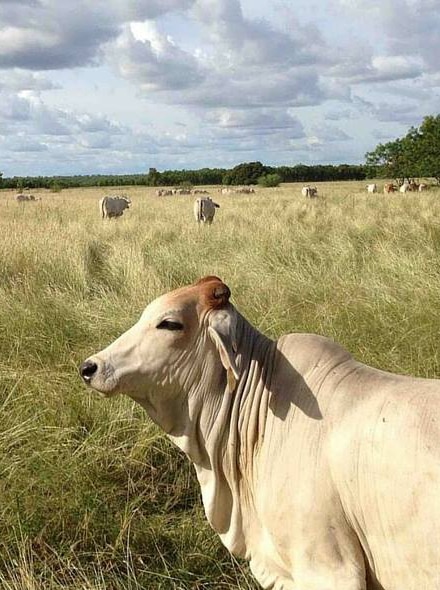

[258,173,282,188]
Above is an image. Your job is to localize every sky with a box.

[0,0,439,177]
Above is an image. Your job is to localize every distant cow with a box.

[419,183,429,192]
[194,197,220,225]
[366,183,377,193]
[383,183,396,194]
[301,186,318,198]
[100,196,131,219]
[156,189,173,197]
[220,188,233,195]
[400,182,419,193]
[173,188,192,195]
[15,193,38,202]
[236,187,255,194]
[399,183,410,193]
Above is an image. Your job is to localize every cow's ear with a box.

[208,309,239,393]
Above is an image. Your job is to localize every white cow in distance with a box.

[366,183,377,193]
[301,185,318,198]
[193,196,220,224]
[400,181,419,193]
[99,196,131,219]
[80,276,440,590]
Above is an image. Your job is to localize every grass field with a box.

[1,180,440,589]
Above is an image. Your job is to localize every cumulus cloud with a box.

[192,0,328,68]
[335,0,440,74]
[0,4,119,69]
[110,23,205,91]
[330,50,424,84]
[110,0,333,110]
[0,0,199,71]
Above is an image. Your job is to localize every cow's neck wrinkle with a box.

[183,313,276,557]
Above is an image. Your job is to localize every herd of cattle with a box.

[367,181,430,194]
[156,186,256,196]
[12,181,435,225]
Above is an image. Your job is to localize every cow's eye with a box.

[156,319,184,331]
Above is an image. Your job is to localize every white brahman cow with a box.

[99,196,131,219]
[80,276,440,590]
[301,185,318,198]
[400,182,419,193]
[399,183,410,193]
[366,183,377,193]
[193,197,220,225]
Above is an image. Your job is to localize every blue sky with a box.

[0,0,438,176]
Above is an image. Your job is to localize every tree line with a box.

[0,162,367,190]
[2,115,438,190]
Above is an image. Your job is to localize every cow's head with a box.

[80,277,239,406]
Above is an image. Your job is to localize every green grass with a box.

[1,181,440,588]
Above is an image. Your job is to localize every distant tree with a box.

[414,115,440,184]
[146,167,160,186]
[366,115,440,184]
[258,173,282,187]
[223,161,267,185]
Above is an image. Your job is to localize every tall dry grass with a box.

[1,181,440,588]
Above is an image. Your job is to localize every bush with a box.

[258,173,282,188]
[50,181,63,193]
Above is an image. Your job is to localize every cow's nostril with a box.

[80,360,98,382]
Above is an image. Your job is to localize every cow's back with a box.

[329,365,440,590]
[259,333,440,590]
